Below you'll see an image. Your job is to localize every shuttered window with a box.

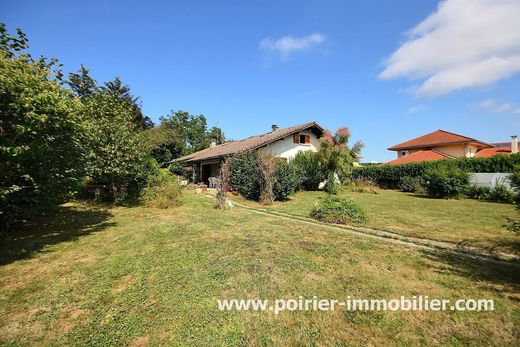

[293,133,311,144]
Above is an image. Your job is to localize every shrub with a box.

[291,151,326,190]
[229,152,303,202]
[398,176,422,192]
[351,154,520,187]
[509,165,520,193]
[141,172,182,208]
[273,162,301,201]
[505,166,520,232]
[467,185,491,200]
[423,168,470,198]
[310,195,367,224]
[488,184,515,203]
[344,179,379,194]
[228,152,261,200]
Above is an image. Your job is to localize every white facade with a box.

[257,129,319,160]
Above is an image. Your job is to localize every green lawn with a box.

[235,189,520,254]
[0,191,519,345]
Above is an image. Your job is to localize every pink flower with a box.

[336,127,350,138]
[322,135,334,144]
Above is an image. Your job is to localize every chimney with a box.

[271,124,279,132]
[210,139,217,148]
[512,135,518,154]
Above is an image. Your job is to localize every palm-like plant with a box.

[317,127,363,194]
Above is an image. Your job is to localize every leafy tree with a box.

[0,23,28,57]
[67,65,97,99]
[81,91,153,203]
[159,111,225,157]
[317,127,363,194]
[292,151,326,190]
[0,24,85,229]
[102,76,153,130]
[142,126,180,166]
[207,126,226,145]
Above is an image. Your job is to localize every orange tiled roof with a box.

[386,149,454,165]
[388,129,492,151]
[475,147,512,158]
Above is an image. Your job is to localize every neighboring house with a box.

[387,129,518,165]
[177,121,324,184]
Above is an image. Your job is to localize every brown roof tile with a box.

[177,121,324,163]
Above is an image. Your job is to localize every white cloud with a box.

[260,33,326,60]
[406,104,425,115]
[476,98,515,113]
[513,108,520,114]
[379,0,520,97]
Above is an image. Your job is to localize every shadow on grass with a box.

[0,204,114,266]
[420,250,520,291]
[454,238,520,256]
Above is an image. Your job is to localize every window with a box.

[401,150,409,156]
[293,132,311,144]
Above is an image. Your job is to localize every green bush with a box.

[509,165,520,193]
[488,184,515,203]
[351,154,520,187]
[505,166,520,232]
[467,185,491,200]
[141,172,182,208]
[343,179,379,194]
[291,151,326,190]
[398,176,422,192]
[273,162,301,201]
[310,195,367,224]
[228,152,261,200]
[229,152,304,201]
[423,168,470,198]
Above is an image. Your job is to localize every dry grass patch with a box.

[0,191,518,345]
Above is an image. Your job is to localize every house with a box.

[387,129,518,165]
[177,121,324,184]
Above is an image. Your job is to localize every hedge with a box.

[351,154,520,187]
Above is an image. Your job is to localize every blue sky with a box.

[1,0,519,162]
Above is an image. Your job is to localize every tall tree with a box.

[81,90,153,203]
[67,65,97,99]
[0,24,85,228]
[207,126,226,145]
[159,111,225,157]
[142,126,180,166]
[102,76,153,130]
[317,127,363,194]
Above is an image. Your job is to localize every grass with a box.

[0,191,519,345]
[235,189,520,254]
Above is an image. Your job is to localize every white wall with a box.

[257,130,318,160]
[469,173,512,190]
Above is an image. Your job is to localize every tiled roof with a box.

[388,129,492,151]
[386,149,454,165]
[475,147,512,158]
[490,142,511,148]
[177,121,324,163]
